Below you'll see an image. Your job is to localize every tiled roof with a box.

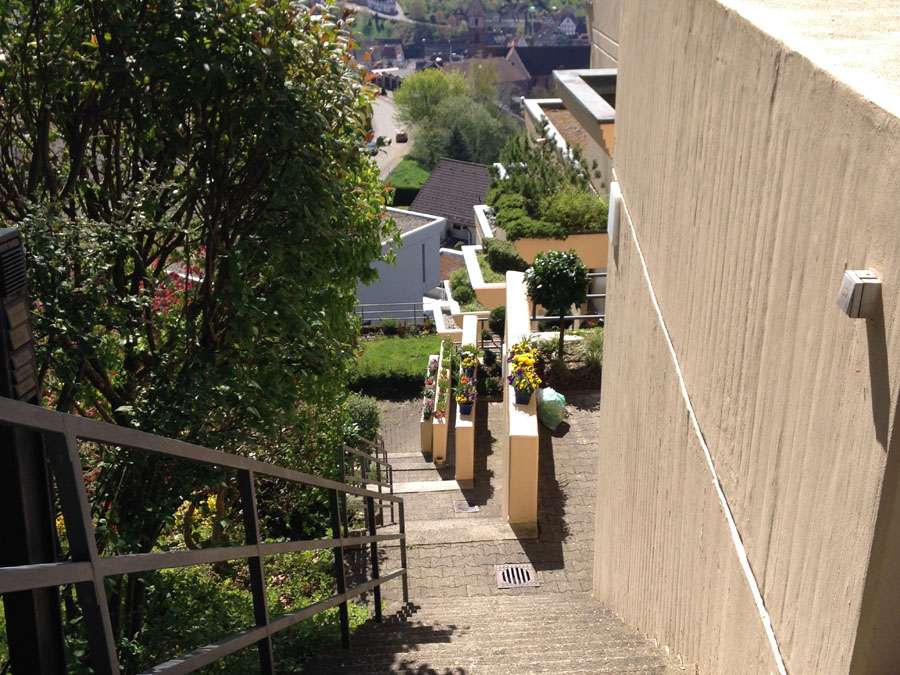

[411,159,492,227]
[509,45,590,77]
[444,57,530,85]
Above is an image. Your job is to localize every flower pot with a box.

[515,389,532,405]
[464,367,475,378]
[459,401,474,416]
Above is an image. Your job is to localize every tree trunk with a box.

[558,315,566,361]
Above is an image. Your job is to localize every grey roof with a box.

[410,159,492,227]
[389,209,440,235]
[509,45,590,77]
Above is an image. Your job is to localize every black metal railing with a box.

[0,396,408,675]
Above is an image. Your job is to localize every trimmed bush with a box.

[449,267,475,305]
[483,238,528,273]
[540,187,608,234]
[345,393,380,441]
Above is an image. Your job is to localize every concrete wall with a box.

[588,0,620,67]
[356,214,445,313]
[595,1,900,674]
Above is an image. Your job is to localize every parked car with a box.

[395,128,408,143]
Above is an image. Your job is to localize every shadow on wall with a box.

[852,295,900,671]
[866,302,891,450]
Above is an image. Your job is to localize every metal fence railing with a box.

[0,396,407,675]
[355,302,425,325]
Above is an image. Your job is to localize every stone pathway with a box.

[303,393,687,673]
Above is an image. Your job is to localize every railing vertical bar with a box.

[399,500,409,605]
[237,470,274,675]
[43,429,119,675]
[338,449,349,538]
[376,461,384,527]
[366,496,382,623]
[328,490,350,649]
[389,463,395,525]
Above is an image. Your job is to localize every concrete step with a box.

[303,594,687,674]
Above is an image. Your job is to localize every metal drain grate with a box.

[495,563,541,589]
[453,501,480,513]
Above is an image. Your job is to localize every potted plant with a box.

[459,345,480,378]
[455,375,477,415]
[507,338,541,404]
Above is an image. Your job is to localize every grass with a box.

[352,334,442,398]
[387,158,431,190]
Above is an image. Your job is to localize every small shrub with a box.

[491,192,527,211]
[381,319,398,335]
[483,238,528,273]
[503,216,567,240]
[580,328,604,368]
[449,267,475,304]
[526,250,589,358]
[345,393,380,441]
[483,348,498,367]
[540,187,608,235]
[488,305,505,336]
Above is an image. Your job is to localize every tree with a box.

[410,95,515,167]
[525,250,589,359]
[446,127,472,162]
[0,0,394,665]
[394,69,468,124]
[468,59,500,106]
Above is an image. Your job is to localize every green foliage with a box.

[345,393,380,441]
[579,327,604,368]
[125,552,368,673]
[525,250,589,358]
[395,69,468,124]
[410,95,514,168]
[381,319,399,336]
[477,253,505,282]
[388,159,432,190]
[489,128,605,240]
[489,306,506,336]
[449,267,476,305]
[0,0,393,659]
[540,187,608,234]
[483,238,528,274]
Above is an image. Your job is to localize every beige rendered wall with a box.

[589,0,620,67]
[595,1,900,674]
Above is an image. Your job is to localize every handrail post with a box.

[329,490,350,648]
[376,461,384,527]
[238,470,275,675]
[389,463,395,525]
[366,496,382,623]
[338,448,349,537]
[399,500,409,605]
[44,430,119,675]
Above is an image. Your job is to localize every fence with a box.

[356,301,426,325]
[0,396,407,674]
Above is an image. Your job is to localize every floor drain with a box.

[495,563,541,589]
[453,501,480,513]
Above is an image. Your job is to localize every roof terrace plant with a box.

[488,126,607,241]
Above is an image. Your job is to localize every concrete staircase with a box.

[304,593,686,674]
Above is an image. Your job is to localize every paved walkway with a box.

[303,393,688,673]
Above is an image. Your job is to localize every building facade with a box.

[586,1,900,673]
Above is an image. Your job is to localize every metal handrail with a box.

[0,396,408,675]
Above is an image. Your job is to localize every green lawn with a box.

[387,158,431,190]
[352,334,442,398]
